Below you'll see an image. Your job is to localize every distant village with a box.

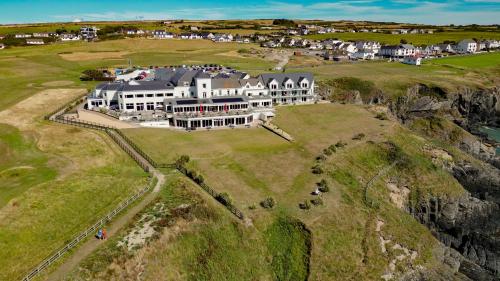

[0,23,499,66]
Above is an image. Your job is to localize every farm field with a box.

[305,31,500,45]
[122,103,467,279]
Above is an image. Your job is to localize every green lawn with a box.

[426,52,500,69]
[305,31,500,45]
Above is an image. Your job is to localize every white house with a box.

[213,34,233,42]
[26,38,44,45]
[379,44,416,58]
[80,26,98,41]
[33,32,50,38]
[0,43,5,50]
[15,34,32,38]
[153,30,174,39]
[438,43,455,53]
[355,41,381,54]
[403,55,422,66]
[351,50,376,60]
[483,40,500,49]
[60,33,81,41]
[456,39,477,54]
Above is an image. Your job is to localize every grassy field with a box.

[122,103,466,280]
[305,31,500,45]
[426,52,500,69]
[0,124,56,208]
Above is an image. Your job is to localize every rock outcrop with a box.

[411,193,500,280]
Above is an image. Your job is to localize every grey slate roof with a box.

[122,80,174,91]
[258,72,313,89]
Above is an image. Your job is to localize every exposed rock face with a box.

[390,84,500,167]
[452,161,500,204]
[451,86,500,129]
[411,193,500,280]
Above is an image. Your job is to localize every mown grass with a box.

[426,52,500,69]
[305,31,500,45]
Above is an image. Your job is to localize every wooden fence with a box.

[22,177,154,281]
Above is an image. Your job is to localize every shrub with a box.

[323,148,332,156]
[249,204,257,210]
[352,133,366,140]
[316,154,327,161]
[311,164,324,174]
[175,155,190,168]
[260,197,276,209]
[195,174,204,184]
[375,112,388,120]
[318,184,330,193]
[216,192,232,205]
[299,201,311,210]
[311,198,323,206]
[328,145,337,153]
[335,141,347,148]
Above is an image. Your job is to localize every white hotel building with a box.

[87,68,315,129]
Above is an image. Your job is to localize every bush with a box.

[316,154,327,161]
[249,204,257,210]
[318,185,330,193]
[335,141,347,148]
[352,133,366,140]
[195,174,204,184]
[311,164,324,174]
[328,145,337,153]
[311,198,323,206]
[299,201,311,210]
[177,155,190,165]
[216,192,232,205]
[375,112,388,120]
[260,197,276,209]
[323,148,332,156]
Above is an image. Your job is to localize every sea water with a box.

[479,126,500,155]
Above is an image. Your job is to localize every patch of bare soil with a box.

[0,88,86,130]
[59,51,130,61]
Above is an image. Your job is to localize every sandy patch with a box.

[42,80,74,87]
[59,51,130,61]
[0,88,86,130]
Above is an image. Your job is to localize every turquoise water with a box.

[479,126,500,155]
